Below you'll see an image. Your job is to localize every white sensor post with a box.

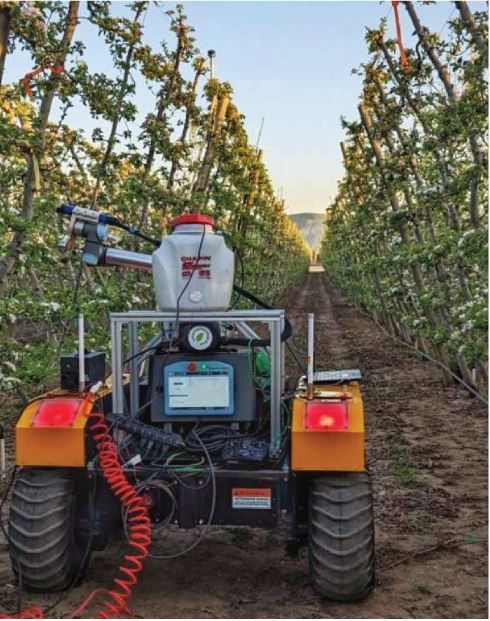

[307,313,314,400]
[78,313,85,392]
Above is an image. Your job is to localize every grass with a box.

[391,444,418,484]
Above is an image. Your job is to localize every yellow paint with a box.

[15,379,125,468]
[291,382,365,472]
[14,377,118,469]
[15,396,94,467]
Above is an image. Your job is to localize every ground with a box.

[0,271,487,618]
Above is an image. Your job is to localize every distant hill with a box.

[289,212,325,250]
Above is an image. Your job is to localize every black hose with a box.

[222,317,292,348]
[112,220,160,247]
[232,284,273,309]
[228,284,293,346]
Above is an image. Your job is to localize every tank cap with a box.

[171,214,215,228]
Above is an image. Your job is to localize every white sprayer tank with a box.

[152,214,234,312]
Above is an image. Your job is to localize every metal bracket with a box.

[109,310,286,456]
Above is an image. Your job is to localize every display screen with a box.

[168,373,230,409]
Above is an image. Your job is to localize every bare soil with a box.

[0,272,487,618]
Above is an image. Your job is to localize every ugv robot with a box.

[9,205,375,603]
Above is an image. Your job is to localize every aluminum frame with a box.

[110,310,286,456]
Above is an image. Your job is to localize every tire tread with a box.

[8,468,88,593]
[309,472,375,601]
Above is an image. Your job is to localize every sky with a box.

[4,1,486,214]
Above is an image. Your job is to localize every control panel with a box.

[164,360,234,416]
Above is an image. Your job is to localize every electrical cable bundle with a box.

[185,424,243,455]
[120,433,217,561]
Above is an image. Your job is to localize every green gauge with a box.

[188,325,214,351]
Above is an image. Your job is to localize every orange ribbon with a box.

[21,63,65,100]
[392,1,408,70]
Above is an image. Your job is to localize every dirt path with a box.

[0,272,487,618]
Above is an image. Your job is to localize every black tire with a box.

[8,468,90,592]
[309,472,375,601]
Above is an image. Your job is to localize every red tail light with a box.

[31,399,81,427]
[305,401,348,431]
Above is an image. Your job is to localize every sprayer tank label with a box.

[181,256,211,279]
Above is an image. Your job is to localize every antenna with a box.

[255,117,265,150]
[78,313,85,392]
[208,49,216,79]
[307,313,315,400]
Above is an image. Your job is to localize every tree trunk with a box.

[91,3,145,208]
[340,141,392,332]
[403,1,457,100]
[30,268,44,300]
[354,136,420,325]
[193,95,230,201]
[167,57,206,190]
[369,97,452,324]
[404,0,484,230]
[0,1,79,296]
[455,1,487,58]
[376,37,459,228]
[358,102,452,377]
[373,63,472,301]
[374,79,423,189]
[138,19,187,229]
[0,4,11,87]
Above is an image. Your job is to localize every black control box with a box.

[60,352,105,391]
[149,352,256,423]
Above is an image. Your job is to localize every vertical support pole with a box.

[78,313,85,393]
[0,425,5,481]
[111,318,124,414]
[307,313,314,400]
[129,322,139,417]
[280,312,285,394]
[270,318,282,456]
[208,49,216,79]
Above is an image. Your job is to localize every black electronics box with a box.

[60,352,106,391]
[149,352,256,423]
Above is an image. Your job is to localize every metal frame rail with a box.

[110,310,286,456]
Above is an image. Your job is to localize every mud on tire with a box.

[308,472,375,601]
[8,468,90,593]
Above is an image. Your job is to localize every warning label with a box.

[232,488,272,510]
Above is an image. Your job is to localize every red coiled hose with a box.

[1,404,151,619]
[0,608,44,619]
[71,409,152,619]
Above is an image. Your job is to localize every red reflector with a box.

[305,401,348,431]
[32,399,81,428]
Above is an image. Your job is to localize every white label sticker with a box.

[232,488,272,510]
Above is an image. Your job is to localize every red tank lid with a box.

[171,214,215,228]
